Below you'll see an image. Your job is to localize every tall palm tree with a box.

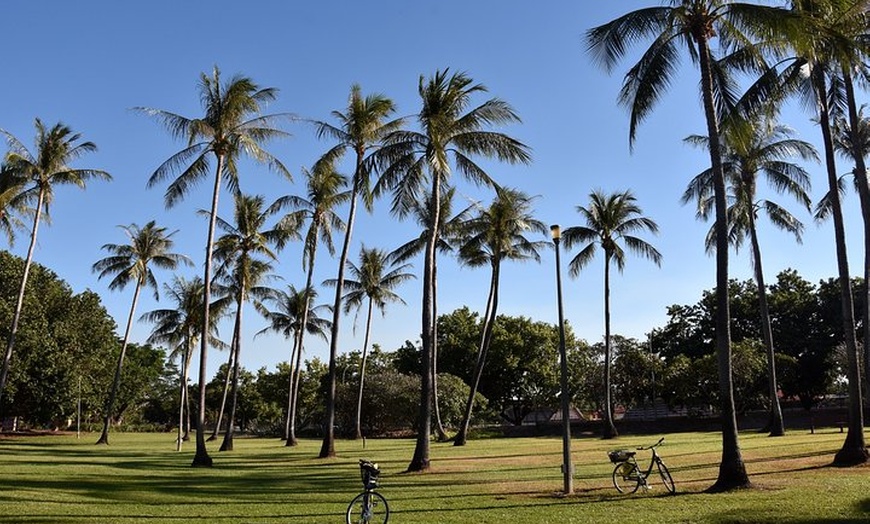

[257,284,331,445]
[92,221,191,445]
[311,84,403,458]
[562,190,661,440]
[275,160,347,445]
[683,117,815,437]
[326,246,414,440]
[0,119,111,410]
[586,0,792,490]
[141,276,226,451]
[377,69,531,471]
[138,67,291,467]
[211,194,292,451]
[452,188,547,446]
[390,187,472,441]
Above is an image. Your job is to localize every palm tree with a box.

[562,190,661,439]
[453,188,547,446]
[138,67,291,467]
[0,168,27,246]
[141,276,226,451]
[211,194,293,451]
[311,84,403,458]
[326,246,414,440]
[257,284,331,445]
[376,69,531,471]
[586,0,792,490]
[0,119,111,410]
[92,221,191,445]
[683,117,815,437]
[275,160,348,445]
[390,187,472,441]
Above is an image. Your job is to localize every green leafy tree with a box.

[92,221,190,444]
[0,119,111,410]
[377,69,531,471]
[562,189,661,439]
[312,84,403,458]
[453,188,546,446]
[138,67,291,467]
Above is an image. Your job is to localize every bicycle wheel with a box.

[612,462,640,494]
[346,491,390,524]
[656,460,676,494]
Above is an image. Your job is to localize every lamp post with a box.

[551,224,573,495]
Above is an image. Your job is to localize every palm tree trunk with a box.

[408,173,441,472]
[455,263,500,446]
[209,330,237,442]
[354,299,375,440]
[0,188,44,411]
[283,333,299,444]
[603,255,618,439]
[177,340,192,451]
[696,33,749,492]
[321,173,360,458]
[192,156,225,468]
[748,213,784,436]
[433,255,449,442]
[290,246,318,446]
[814,68,868,466]
[96,282,143,445]
[220,293,244,452]
[288,331,305,446]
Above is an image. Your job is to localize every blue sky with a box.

[2,1,863,379]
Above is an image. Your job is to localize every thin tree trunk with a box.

[433,255,449,442]
[454,263,499,446]
[0,188,44,411]
[96,282,143,445]
[748,212,784,436]
[177,340,192,451]
[290,242,318,446]
[696,34,749,492]
[209,329,237,442]
[408,173,441,472]
[192,156,225,468]
[354,299,375,440]
[603,255,618,439]
[220,292,244,452]
[288,333,305,446]
[283,332,299,444]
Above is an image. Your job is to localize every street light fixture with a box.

[550,224,573,495]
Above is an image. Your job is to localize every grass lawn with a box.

[0,427,867,523]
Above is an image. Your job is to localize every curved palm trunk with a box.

[433,254,449,442]
[354,298,375,440]
[408,173,441,472]
[813,68,868,466]
[321,166,362,458]
[843,69,870,412]
[454,262,500,446]
[283,332,300,444]
[288,243,318,446]
[602,255,618,439]
[209,330,237,442]
[747,213,784,436]
[696,33,749,492]
[220,293,244,452]
[288,331,305,446]
[177,338,193,451]
[0,188,44,411]
[96,282,143,445]
[192,156,225,468]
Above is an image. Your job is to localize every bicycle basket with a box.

[608,450,632,463]
[360,461,380,489]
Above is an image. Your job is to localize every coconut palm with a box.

[376,69,531,471]
[326,246,414,440]
[586,0,792,490]
[211,194,293,451]
[390,187,472,441]
[138,67,291,467]
[275,160,348,445]
[311,84,403,458]
[92,221,191,445]
[0,119,111,410]
[562,190,661,440]
[683,117,816,437]
[452,188,547,446]
[257,284,331,444]
[141,276,226,451]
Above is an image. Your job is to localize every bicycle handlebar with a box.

[636,437,665,451]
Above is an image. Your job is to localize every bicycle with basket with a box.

[608,437,676,494]
[346,459,390,524]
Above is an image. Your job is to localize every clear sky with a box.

[1,1,863,380]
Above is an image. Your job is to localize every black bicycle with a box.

[346,460,390,524]
[608,437,676,494]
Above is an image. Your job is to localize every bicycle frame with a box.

[610,437,675,494]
